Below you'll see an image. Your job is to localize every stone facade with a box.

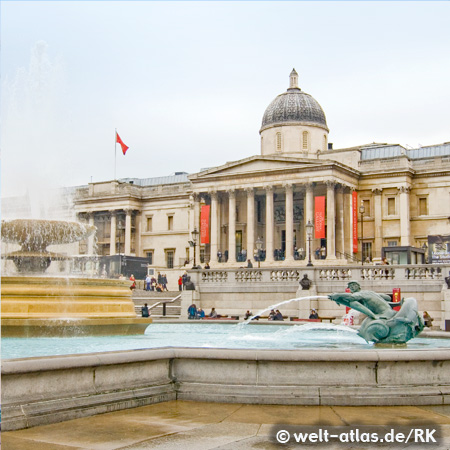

[71,71,450,280]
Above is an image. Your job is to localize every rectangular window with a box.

[166,250,174,269]
[257,200,262,223]
[388,240,398,247]
[146,251,153,265]
[146,217,152,232]
[168,215,173,231]
[388,198,396,215]
[362,242,372,261]
[419,197,428,216]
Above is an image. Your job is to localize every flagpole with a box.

[114,128,117,181]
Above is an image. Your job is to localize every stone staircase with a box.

[132,290,182,318]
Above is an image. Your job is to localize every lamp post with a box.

[255,236,263,268]
[306,220,314,267]
[359,201,365,265]
[189,227,199,269]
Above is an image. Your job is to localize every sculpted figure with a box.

[299,274,312,290]
[329,281,424,344]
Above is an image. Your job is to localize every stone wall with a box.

[3,347,449,431]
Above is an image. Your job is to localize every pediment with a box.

[190,156,328,180]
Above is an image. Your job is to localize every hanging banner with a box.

[352,191,358,253]
[314,196,325,239]
[200,205,210,244]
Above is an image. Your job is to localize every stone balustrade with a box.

[195,264,449,287]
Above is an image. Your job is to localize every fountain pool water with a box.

[3,322,450,359]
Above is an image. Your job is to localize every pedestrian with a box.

[178,276,183,291]
[141,303,150,317]
[247,259,253,268]
[187,303,197,319]
[320,246,326,259]
[204,262,210,269]
[182,271,188,290]
[145,274,151,291]
[129,274,136,290]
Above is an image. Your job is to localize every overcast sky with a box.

[2,1,450,199]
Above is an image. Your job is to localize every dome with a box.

[260,69,328,132]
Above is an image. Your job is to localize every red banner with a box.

[392,288,401,311]
[200,205,210,244]
[314,196,325,239]
[352,191,358,253]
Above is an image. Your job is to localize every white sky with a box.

[2,1,450,198]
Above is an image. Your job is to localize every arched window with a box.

[276,132,282,151]
[302,131,308,150]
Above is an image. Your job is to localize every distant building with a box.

[73,70,450,270]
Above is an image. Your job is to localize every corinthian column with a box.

[109,210,117,255]
[124,209,132,255]
[398,186,411,246]
[372,188,383,259]
[210,191,219,264]
[284,183,294,262]
[228,189,236,263]
[304,183,314,261]
[336,185,344,258]
[265,185,274,263]
[326,181,336,260]
[246,188,255,262]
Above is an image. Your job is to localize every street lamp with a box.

[255,236,263,268]
[306,220,314,267]
[359,201,365,265]
[188,227,200,269]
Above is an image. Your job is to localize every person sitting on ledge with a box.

[141,303,150,318]
[197,308,205,319]
[244,310,253,320]
[209,307,218,318]
[187,303,197,320]
[268,309,276,320]
[309,309,319,319]
[273,309,284,321]
[423,311,433,328]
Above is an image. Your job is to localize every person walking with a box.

[178,276,183,291]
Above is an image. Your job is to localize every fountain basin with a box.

[2,346,450,431]
[1,276,151,336]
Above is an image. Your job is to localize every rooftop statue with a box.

[329,281,424,345]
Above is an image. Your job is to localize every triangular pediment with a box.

[190,155,329,180]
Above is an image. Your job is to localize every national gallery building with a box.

[73,70,450,272]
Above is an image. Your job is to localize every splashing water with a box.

[244,295,330,324]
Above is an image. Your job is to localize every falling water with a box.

[244,295,331,324]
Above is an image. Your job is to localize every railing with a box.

[194,264,450,286]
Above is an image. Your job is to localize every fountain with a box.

[1,218,152,337]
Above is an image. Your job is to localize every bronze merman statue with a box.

[329,281,424,345]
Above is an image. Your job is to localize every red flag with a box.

[116,132,129,155]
